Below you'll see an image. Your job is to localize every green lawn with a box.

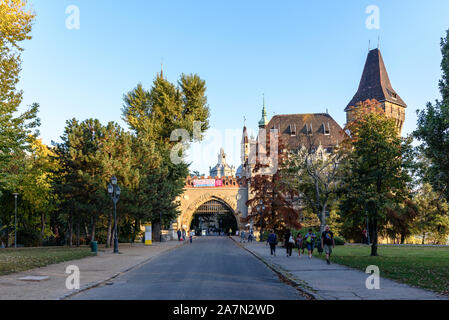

[312,245,449,296]
[0,247,92,276]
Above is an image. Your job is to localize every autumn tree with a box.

[339,100,413,255]
[245,134,301,238]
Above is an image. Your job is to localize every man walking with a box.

[267,230,277,256]
[177,229,181,241]
[284,229,293,257]
[321,225,335,265]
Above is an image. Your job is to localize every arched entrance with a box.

[190,199,238,236]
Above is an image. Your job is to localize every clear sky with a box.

[19,0,449,174]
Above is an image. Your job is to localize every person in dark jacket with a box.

[267,230,277,256]
[177,229,181,241]
[284,229,293,257]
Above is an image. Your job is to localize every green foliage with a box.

[415,29,449,204]
[339,102,414,255]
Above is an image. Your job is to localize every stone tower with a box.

[345,48,407,134]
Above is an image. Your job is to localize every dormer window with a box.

[308,123,313,135]
[289,124,296,136]
[323,122,330,135]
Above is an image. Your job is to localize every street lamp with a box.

[108,176,121,253]
[13,193,18,248]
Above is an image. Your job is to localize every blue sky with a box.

[19,0,449,174]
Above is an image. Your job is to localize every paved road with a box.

[72,237,303,300]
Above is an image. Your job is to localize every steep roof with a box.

[265,113,346,150]
[346,48,406,111]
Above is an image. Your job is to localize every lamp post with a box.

[108,176,121,253]
[13,193,18,248]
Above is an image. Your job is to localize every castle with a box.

[176,47,406,235]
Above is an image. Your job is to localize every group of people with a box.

[267,225,335,265]
[239,229,254,243]
[177,229,193,243]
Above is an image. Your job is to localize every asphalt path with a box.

[71,237,303,300]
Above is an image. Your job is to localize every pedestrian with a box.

[284,229,293,257]
[362,228,368,244]
[177,229,181,241]
[182,228,186,241]
[267,230,278,256]
[321,225,335,265]
[304,228,316,259]
[296,233,303,257]
[189,230,193,244]
[240,229,245,243]
[248,229,253,243]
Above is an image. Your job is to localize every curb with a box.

[59,241,187,300]
[229,236,317,300]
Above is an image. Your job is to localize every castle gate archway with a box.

[176,177,248,234]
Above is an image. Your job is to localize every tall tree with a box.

[284,135,343,232]
[0,0,39,246]
[415,29,449,204]
[122,73,210,240]
[246,137,301,236]
[339,100,413,255]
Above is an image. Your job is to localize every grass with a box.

[0,247,92,276]
[312,245,449,296]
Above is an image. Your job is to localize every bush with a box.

[334,236,346,245]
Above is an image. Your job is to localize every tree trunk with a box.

[76,218,80,247]
[5,226,9,248]
[68,212,73,247]
[422,232,425,245]
[40,213,46,245]
[105,212,112,248]
[370,217,378,256]
[90,217,96,242]
[400,234,405,244]
[153,222,162,242]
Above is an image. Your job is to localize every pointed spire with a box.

[259,94,268,128]
[346,48,406,111]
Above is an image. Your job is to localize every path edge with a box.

[59,241,187,300]
[229,236,319,300]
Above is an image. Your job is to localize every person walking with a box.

[362,228,368,244]
[304,228,316,259]
[284,229,293,257]
[296,233,303,257]
[177,229,181,241]
[240,229,246,243]
[321,225,335,265]
[267,230,277,256]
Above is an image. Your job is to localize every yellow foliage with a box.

[0,0,35,50]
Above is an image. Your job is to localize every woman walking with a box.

[296,233,303,257]
[284,229,293,257]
